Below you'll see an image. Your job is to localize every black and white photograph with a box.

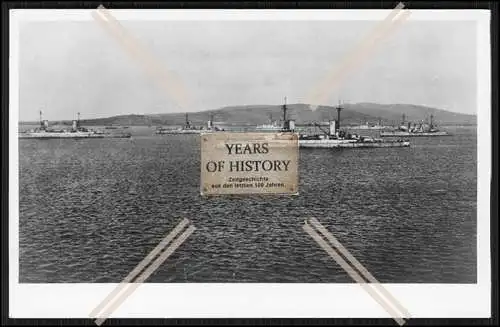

[9,7,492,320]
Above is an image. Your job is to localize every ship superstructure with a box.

[255,113,282,132]
[380,114,450,137]
[19,111,131,139]
[155,113,223,135]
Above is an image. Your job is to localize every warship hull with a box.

[155,130,204,135]
[19,132,131,139]
[379,131,450,137]
[299,139,410,148]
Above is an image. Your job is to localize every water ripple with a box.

[19,127,477,283]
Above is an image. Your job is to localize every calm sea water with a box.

[19,126,477,283]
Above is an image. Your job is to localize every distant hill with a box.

[21,103,476,126]
[343,103,477,125]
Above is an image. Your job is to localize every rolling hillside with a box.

[22,103,476,126]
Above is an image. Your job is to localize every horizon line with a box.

[18,101,477,123]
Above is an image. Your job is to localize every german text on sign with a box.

[200,132,299,195]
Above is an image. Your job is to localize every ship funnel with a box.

[72,120,77,131]
[207,120,212,129]
[329,120,337,136]
[43,120,49,129]
[284,119,295,132]
[336,102,343,131]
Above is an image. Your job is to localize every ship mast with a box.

[282,96,287,123]
[39,110,43,128]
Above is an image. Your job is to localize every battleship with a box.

[155,113,223,135]
[379,114,450,137]
[277,99,410,149]
[19,112,132,139]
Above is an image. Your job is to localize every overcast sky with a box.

[17,19,477,121]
